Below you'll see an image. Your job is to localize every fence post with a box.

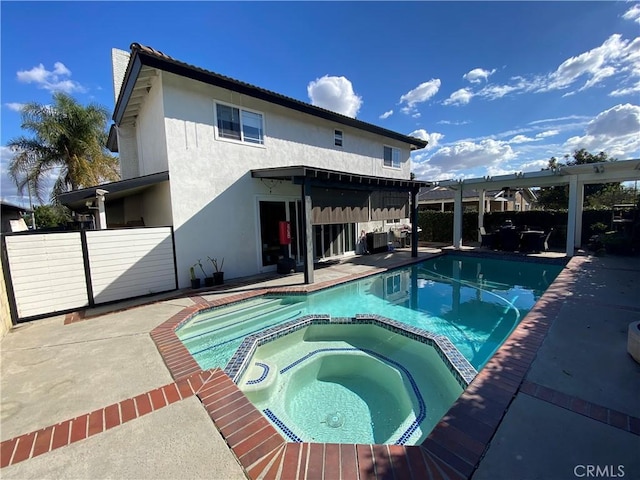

[80,230,95,307]
[0,235,19,325]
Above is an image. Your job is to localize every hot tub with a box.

[228,315,477,445]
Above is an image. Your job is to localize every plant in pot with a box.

[189,264,201,289]
[208,256,224,285]
[197,258,214,287]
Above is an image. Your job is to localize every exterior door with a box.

[258,200,303,268]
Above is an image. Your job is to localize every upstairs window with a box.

[384,146,400,168]
[216,103,264,145]
[334,129,343,147]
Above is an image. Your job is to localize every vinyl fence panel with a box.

[4,233,89,318]
[86,228,175,304]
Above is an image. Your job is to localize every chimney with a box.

[111,48,130,104]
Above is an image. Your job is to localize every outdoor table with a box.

[519,230,545,252]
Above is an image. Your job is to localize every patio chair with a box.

[537,229,553,252]
[500,228,519,251]
[479,227,494,249]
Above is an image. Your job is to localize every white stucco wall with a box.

[142,72,415,287]
[136,74,169,176]
[141,182,173,226]
[116,125,140,179]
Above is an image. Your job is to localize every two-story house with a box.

[60,43,428,287]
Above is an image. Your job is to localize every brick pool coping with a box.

[3,253,639,477]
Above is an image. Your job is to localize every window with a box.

[216,103,264,145]
[334,129,343,147]
[385,273,401,295]
[383,146,400,168]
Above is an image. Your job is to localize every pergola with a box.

[435,158,640,256]
[251,166,430,283]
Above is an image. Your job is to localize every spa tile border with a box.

[225,314,477,388]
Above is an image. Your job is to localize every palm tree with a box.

[8,92,120,204]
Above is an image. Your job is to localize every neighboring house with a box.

[0,202,31,233]
[60,43,427,287]
[418,186,537,212]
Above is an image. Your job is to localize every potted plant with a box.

[189,264,201,289]
[197,259,214,287]
[208,256,224,285]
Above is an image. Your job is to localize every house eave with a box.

[113,43,428,151]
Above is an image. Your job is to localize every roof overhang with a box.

[251,166,430,192]
[57,171,169,212]
[436,159,640,191]
[113,43,428,151]
[0,201,32,214]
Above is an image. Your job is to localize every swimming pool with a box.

[176,254,564,371]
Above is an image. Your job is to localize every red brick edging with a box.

[521,380,640,436]
[0,371,212,468]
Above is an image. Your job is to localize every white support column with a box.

[574,180,585,248]
[453,187,463,249]
[441,201,445,212]
[566,175,578,257]
[478,189,485,242]
[95,192,108,230]
[302,179,314,284]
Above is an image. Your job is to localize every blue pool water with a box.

[177,254,564,371]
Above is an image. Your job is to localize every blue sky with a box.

[1,1,639,207]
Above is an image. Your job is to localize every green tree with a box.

[7,92,119,204]
[33,204,72,228]
[537,149,617,210]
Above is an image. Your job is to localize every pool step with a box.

[177,297,298,339]
[241,361,278,403]
[180,302,305,349]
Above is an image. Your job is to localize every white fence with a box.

[2,227,177,322]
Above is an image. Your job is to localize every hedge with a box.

[417,209,618,247]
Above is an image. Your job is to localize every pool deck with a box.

[1,246,639,479]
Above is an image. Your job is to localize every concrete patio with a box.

[1,246,638,479]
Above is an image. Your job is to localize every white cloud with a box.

[610,81,640,97]
[456,34,639,104]
[463,68,496,84]
[379,109,393,119]
[424,139,516,171]
[563,103,640,158]
[408,129,444,150]
[437,119,470,126]
[543,34,634,92]
[399,79,441,115]
[509,135,536,144]
[623,4,640,24]
[16,62,85,94]
[478,80,526,100]
[443,88,474,106]
[307,75,362,118]
[536,130,559,139]
[5,103,25,112]
[528,115,591,125]
[0,146,22,205]
[519,159,551,171]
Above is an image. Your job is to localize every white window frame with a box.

[383,145,401,169]
[214,101,265,146]
[334,129,343,147]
